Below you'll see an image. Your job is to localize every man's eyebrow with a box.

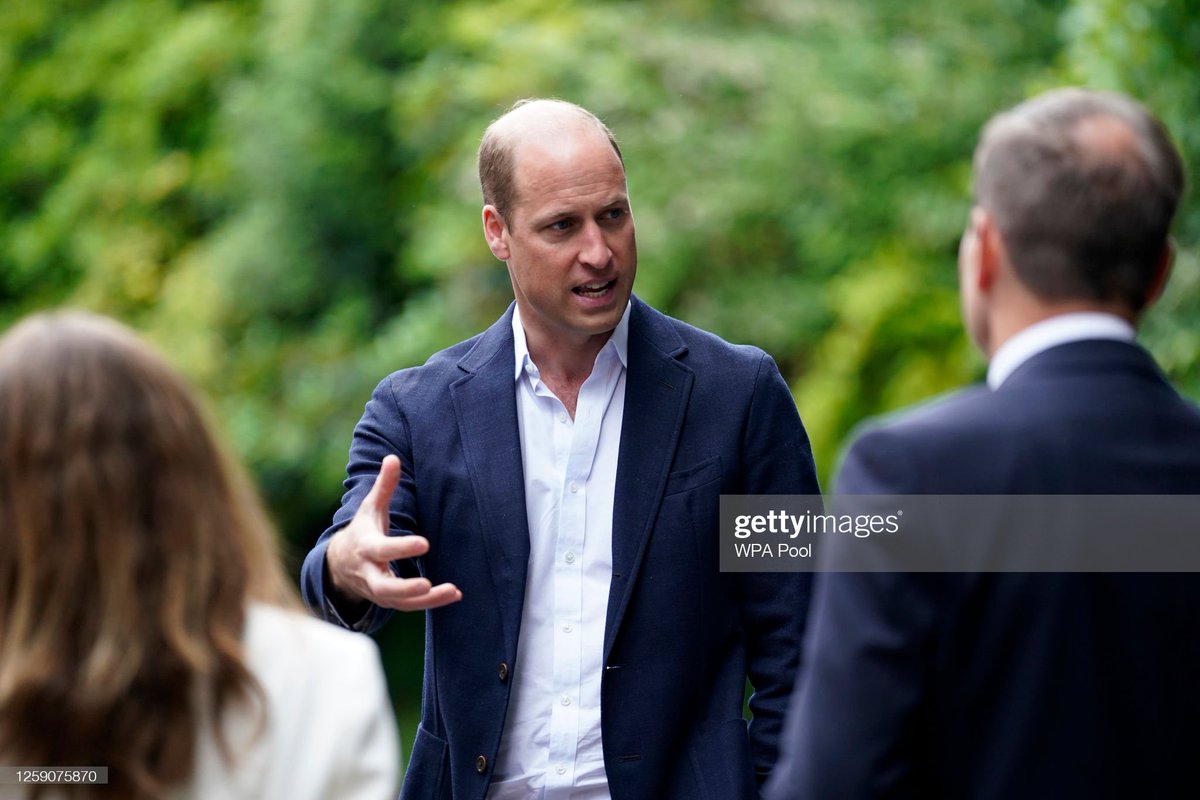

[533,208,575,226]
[532,194,630,225]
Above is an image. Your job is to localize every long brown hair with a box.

[0,311,298,798]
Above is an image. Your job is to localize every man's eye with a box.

[549,219,573,231]
[602,208,625,221]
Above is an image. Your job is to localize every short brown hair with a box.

[477,98,624,219]
[0,311,296,799]
[974,88,1185,311]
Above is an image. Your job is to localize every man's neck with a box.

[525,329,612,391]
[986,310,1136,389]
[985,298,1136,359]
[514,312,616,420]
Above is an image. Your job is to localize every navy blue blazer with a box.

[767,339,1200,800]
[302,296,819,799]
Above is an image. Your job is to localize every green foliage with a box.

[156,0,471,541]
[0,0,252,321]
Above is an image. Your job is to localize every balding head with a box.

[478,99,624,220]
[973,88,1185,312]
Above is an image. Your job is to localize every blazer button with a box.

[475,755,488,774]
[498,661,509,682]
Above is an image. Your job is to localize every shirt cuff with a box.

[324,594,373,632]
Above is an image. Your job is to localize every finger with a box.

[366,573,431,602]
[369,576,462,611]
[393,582,463,612]
[360,455,401,521]
[366,533,431,563]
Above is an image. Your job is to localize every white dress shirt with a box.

[486,304,630,800]
[987,312,1135,389]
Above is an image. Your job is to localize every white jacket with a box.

[184,603,400,800]
[1,604,400,800]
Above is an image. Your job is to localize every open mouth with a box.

[572,280,615,298]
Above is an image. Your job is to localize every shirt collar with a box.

[987,311,1136,389]
[512,301,631,381]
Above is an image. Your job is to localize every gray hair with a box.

[973,88,1185,311]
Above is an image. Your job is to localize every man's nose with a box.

[577,222,612,268]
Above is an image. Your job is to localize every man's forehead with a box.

[507,127,626,212]
[493,101,616,167]
[511,125,618,171]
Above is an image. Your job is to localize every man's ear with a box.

[1143,240,1175,308]
[482,205,510,261]
[971,207,1001,292]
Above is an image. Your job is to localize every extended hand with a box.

[326,455,463,611]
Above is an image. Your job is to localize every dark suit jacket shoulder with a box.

[840,340,1200,495]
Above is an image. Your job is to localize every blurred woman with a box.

[0,311,398,800]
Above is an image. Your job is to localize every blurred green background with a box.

[3,0,1199,756]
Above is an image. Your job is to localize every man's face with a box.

[485,127,636,350]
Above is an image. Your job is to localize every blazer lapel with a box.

[605,297,693,660]
[449,305,530,658]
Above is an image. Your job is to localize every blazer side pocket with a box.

[401,726,450,800]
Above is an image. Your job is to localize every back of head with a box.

[973,88,1185,312]
[0,311,294,799]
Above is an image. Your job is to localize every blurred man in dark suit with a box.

[768,88,1200,800]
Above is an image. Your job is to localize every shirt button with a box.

[560,695,571,706]
[525,364,534,375]
[475,755,488,774]
[569,482,578,493]
[498,661,509,682]
[558,411,567,423]
[556,765,567,776]
[562,623,573,633]
[564,551,576,564]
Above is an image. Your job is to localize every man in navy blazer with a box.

[302,99,819,799]
[768,89,1200,799]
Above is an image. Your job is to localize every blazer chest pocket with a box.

[663,455,723,497]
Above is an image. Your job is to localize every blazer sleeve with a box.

[766,428,944,800]
[300,374,422,633]
[736,353,822,786]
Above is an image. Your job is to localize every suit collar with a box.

[628,294,688,358]
[457,302,517,374]
[988,312,1135,389]
[1001,337,1168,390]
[510,300,633,380]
